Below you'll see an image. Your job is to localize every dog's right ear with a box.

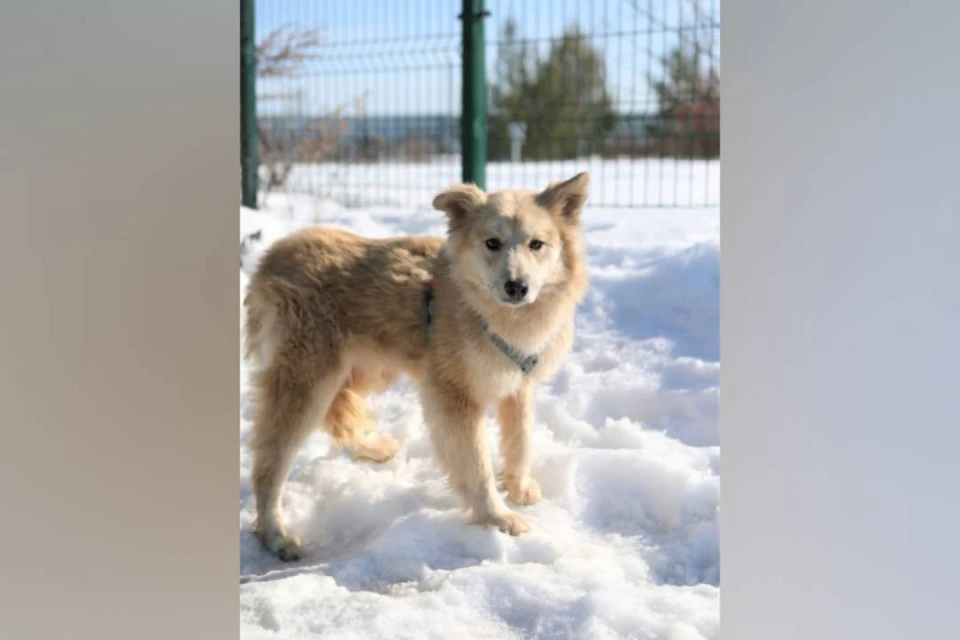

[432,183,486,224]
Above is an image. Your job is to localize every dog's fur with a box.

[243,172,590,560]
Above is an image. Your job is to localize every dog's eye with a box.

[529,239,544,251]
[485,238,502,251]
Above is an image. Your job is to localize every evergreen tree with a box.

[647,41,720,158]
[489,21,616,160]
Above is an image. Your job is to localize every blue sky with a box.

[255,0,719,117]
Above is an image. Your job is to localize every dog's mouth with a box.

[493,292,536,308]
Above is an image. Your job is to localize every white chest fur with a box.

[464,318,574,402]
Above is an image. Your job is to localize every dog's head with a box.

[432,172,589,308]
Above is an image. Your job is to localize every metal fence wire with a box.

[245,0,719,210]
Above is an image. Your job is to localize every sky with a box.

[255,0,720,117]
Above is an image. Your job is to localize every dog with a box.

[243,172,590,560]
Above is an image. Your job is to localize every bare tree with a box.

[256,25,323,78]
[254,25,355,201]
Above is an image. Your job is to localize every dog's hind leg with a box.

[324,385,400,463]
[250,357,347,561]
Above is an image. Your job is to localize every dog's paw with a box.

[349,433,401,463]
[257,527,303,562]
[475,510,531,536]
[506,478,542,506]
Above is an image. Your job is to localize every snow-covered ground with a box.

[261,157,720,210]
[239,161,720,639]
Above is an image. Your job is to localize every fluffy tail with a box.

[243,281,282,370]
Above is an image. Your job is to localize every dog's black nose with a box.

[504,279,529,301]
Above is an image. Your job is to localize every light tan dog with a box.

[243,172,590,560]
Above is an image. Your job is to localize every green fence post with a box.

[461,0,488,189]
[240,0,258,209]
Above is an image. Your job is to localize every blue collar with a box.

[424,280,540,375]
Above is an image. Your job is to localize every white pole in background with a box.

[508,121,526,163]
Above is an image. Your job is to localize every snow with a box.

[260,157,719,210]
[239,160,720,639]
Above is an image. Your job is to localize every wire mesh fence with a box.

[250,0,719,210]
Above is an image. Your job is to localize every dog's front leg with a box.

[421,376,530,535]
[497,383,543,506]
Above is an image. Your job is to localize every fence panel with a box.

[484,0,719,207]
[251,0,719,210]
[255,0,462,211]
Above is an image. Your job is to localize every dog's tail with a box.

[242,279,284,370]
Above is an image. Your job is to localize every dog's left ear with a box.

[432,183,486,225]
[537,172,590,224]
